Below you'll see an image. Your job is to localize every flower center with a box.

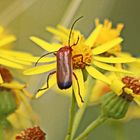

[16,126,46,140]
[72,44,92,69]
[122,76,140,95]
[0,66,13,82]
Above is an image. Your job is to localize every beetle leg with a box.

[37,71,56,92]
[73,72,84,103]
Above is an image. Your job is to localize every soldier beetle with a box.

[36,16,84,102]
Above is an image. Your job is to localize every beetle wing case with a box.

[56,47,72,89]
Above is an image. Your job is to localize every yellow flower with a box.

[94,19,124,55]
[0,66,37,139]
[0,26,37,71]
[24,21,135,107]
[109,73,140,105]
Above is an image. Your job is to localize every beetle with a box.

[36,16,84,102]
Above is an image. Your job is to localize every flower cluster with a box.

[23,19,136,107]
[0,26,38,139]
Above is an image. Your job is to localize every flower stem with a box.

[75,115,107,140]
[65,90,77,140]
[60,0,83,27]
[70,76,95,140]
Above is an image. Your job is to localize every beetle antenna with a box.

[35,51,56,66]
[68,16,83,47]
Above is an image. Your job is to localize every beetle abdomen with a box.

[56,47,72,89]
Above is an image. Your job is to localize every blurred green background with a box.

[0,0,140,139]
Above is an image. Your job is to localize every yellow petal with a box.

[86,66,111,84]
[0,49,32,57]
[92,37,123,55]
[30,36,61,52]
[23,63,56,75]
[22,89,33,99]
[93,60,133,74]
[13,89,33,113]
[0,35,16,47]
[133,95,140,106]
[72,69,85,107]
[85,25,102,47]
[109,73,124,95]
[57,25,69,34]
[35,74,56,98]
[1,81,25,89]
[16,55,56,63]
[94,56,136,63]
[0,53,32,65]
[0,74,3,84]
[46,27,67,40]
[0,58,24,69]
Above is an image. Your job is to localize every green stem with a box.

[70,76,95,140]
[75,115,107,140]
[65,90,77,140]
[60,0,83,27]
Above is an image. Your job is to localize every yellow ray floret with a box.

[24,63,56,75]
[1,81,26,89]
[94,56,136,63]
[93,61,132,74]
[0,35,16,48]
[73,69,86,107]
[92,37,123,55]
[0,58,25,69]
[85,24,102,47]
[30,36,61,52]
[0,74,3,84]
[86,66,111,84]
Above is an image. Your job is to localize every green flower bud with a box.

[0,90,17,117]
[101,92,130,119]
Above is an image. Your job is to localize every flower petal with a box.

[0,74,3,84]
[94,56,136,63]
[0,49,32,57]
[30,36,61,52]
[85,25,102,47]
[109,73,124,95]
[46,27,67,40]
[57,25,69,34]
[0,53,32,65]
[0,35,16,47]
[86,66,111,84]
[72,69,85,107]
[1,81,25,89]
[35,73,56,98]
[16,55,56,63]
[93,60,133,74]
[133,95,140,106]
[0,58,24,69]
[92,37,123,55]
[23,63,56,75]
[13,89,33,112]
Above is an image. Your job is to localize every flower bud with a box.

[0,90,17,117]
[101,92,130,119]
